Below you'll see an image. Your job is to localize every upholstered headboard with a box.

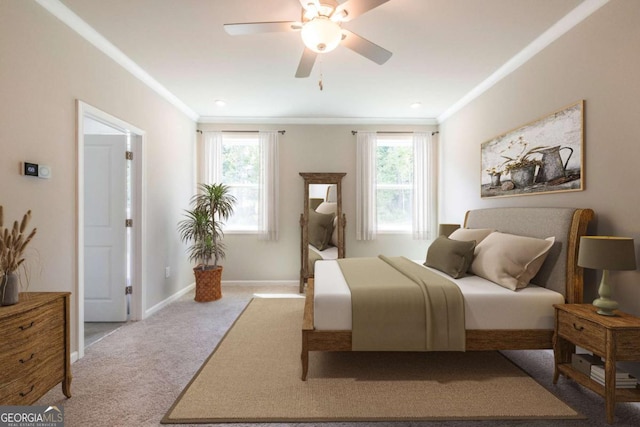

[464,207,594,303]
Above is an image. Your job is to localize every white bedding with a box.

[309,244,338,260]
[313,259,565,331]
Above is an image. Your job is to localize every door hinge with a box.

[125,151,133,160]
[125,219,133,227]
[125,286,133,295]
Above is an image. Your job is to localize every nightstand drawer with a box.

[558,310,605,352]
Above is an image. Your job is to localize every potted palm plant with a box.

[0,206,37,306]
[178,183,236,302]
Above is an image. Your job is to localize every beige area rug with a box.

[162,298,581,424]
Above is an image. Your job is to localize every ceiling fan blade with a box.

[299,0,321,12]
[341,29,392,64]
[295,47,317,78]
[334,0,390,22]
[224,21,300,36]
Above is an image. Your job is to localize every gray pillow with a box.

[425,236,476,279]
[308,209,335,251]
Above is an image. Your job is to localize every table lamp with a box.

[438,224,460,237]
[577,236,637,316]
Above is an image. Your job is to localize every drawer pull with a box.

[19,321,35,331]
[573,323,584,331]
[19,385,35,397]
[19,353,35,363]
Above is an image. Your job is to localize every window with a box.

[221,134,260,231]
[376,135,413,232]
[202,131,279,239]
[356,131,435,240]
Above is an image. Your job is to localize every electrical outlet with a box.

[165,267,170,278]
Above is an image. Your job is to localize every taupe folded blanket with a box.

[337,256,465,351]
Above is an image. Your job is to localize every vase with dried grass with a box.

[0,206,37,306]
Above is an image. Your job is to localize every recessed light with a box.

[410,102,422,109]
[214,99,227,107]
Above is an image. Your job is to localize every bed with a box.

[301,207,594,380]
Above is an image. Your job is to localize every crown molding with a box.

[197,116,439,125]
[437,0,610,123]
[35,0,199,122]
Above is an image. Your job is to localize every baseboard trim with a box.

[142,281,297,319]
[222,280,298,287]
[145,282,196,318]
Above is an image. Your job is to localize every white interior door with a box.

[84,135,128,322]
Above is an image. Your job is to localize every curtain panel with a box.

[202,131,223,184]
[258,131,279,240]
[412,132,437,240]
[356,131,377,240]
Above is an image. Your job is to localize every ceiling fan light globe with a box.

[301,17,342,53]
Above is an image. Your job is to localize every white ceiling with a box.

[49,0,601,123]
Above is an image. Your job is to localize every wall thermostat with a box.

[21,162,52,179]
[23,162,38,177]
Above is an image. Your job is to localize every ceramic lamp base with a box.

[593,297,618,316]
[593,269,618,316]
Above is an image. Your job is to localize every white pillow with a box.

[470,232,555,290]
[448,228,495,244]
[315,202,337,215]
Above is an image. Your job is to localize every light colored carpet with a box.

[163,298,581,424]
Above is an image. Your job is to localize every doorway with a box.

[76,101,145,359]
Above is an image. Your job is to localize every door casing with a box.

[76,100,146,360]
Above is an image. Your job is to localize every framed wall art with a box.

[481,100,584,198]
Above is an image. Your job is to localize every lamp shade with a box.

[301,17,342,53]
[438,224,461,237]
[578,236,637,271]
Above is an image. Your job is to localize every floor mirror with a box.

[299,172,346,292]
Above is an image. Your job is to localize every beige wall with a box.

[439,0,640,317]
[0,1,196,355]
[198,123,437,281]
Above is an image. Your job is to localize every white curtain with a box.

[412,132,437,240]
[202,131,223,184]
[356,131,377,240]
[258,131,279,240]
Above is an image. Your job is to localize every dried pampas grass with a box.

[0,206,37,275]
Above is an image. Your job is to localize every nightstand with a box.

[553,304,640,424]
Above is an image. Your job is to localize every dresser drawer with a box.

[557,310,605,352]
[0,298,64,343]
[0,345,65,405]
[0,324,64,384]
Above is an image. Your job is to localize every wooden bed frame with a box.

[301,208,594,380]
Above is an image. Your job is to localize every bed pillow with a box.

[315,201,337,215]
[470,232,555,290]
[308,209,335,251]
[315,202,339,246]
[424,236,476,279]
[448,228,495,244]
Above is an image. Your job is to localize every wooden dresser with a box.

[0,292,72,404]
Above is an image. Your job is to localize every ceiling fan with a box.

[224,0,392,78]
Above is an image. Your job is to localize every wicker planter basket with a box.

[193,266,223,302]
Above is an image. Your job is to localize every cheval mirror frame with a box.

[299,172,346,293]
